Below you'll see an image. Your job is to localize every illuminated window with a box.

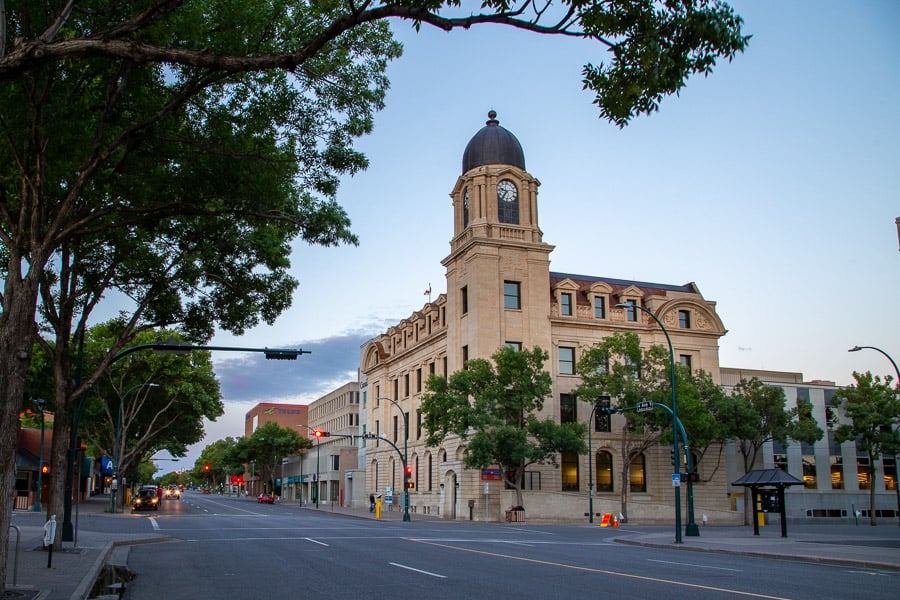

[830,456,844,490]
[884,456,898,491]
[596,451,613,492]
[561,451,579,491]
[629,453,646,493]
[803,456,817,489]
[857,456,872,490]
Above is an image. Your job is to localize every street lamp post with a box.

[378,396,410,522]
[587,401,599,524]
[32,398,47,512]
[616,303,683,543]
[848,345,900,525]
[110,382,160,513]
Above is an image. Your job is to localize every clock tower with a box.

[442,111,555,371]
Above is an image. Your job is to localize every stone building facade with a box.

[359,112,738,523]
[280,382,362,507]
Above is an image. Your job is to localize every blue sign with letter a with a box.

[101,456,113,474]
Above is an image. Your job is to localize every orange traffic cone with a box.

[612,515,619,528]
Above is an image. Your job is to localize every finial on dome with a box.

[486,110,499,125]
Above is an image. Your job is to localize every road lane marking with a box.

[304,537,329,546]
[412,540,788,599]
[647,558,743,572]
[149,517,160,531]
[389,562,447,578]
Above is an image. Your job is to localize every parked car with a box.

[132,488,160,511]
[164,485,181,499]
[257,493,275,504]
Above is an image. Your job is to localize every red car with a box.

[257,493,275,504]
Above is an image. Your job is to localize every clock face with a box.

[497,180,517,203]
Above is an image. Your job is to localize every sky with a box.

[166,1,900,468]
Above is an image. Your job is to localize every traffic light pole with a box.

[605,401,699,537]
[62,342,310,541]
[362,433,410,521]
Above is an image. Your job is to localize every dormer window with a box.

[560,292,573,316]
[594,295,606,319]
[623,299,638,322]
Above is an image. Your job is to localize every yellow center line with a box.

[410,539,790,600]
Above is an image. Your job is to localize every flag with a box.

[424,285,431,296]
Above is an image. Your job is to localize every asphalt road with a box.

[108,493,898,600]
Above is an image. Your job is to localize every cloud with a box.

[212,328,378,403]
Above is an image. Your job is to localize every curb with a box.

[69,541,113,600]
[68,537,174,600]
[614,537,900,573]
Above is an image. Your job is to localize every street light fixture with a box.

[378,396,411,522]
[32,398,47,512]
[110,382,160,513]
[848,345,900,524]
[616,303,684,543]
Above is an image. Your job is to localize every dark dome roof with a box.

[461,111,525,173]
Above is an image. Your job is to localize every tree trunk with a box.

[0,275,42,592]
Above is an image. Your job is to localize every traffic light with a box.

[41,463,49,475]
[407,481,415,489]
[264,350,299,360]
[405,465,413,478]
[313,430,330,438]
[203,464,210,472]
[670,449,675,466]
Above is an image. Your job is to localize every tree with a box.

[195,438,243,491]
[574,332,724,521]
[76,324,223,510]
[0,0,748,588]
[421,346,586,511]
[834,371,900,526]
[229,422,311,496]
[711,377,823,524]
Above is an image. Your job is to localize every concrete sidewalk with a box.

[613,523,900,572]
[6,495,900,600]
[6,495,168,600]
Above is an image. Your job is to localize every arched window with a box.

[463,187,470,227]
[596,451,613,492]
[497,179,519,224]
[629,453,647,493]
